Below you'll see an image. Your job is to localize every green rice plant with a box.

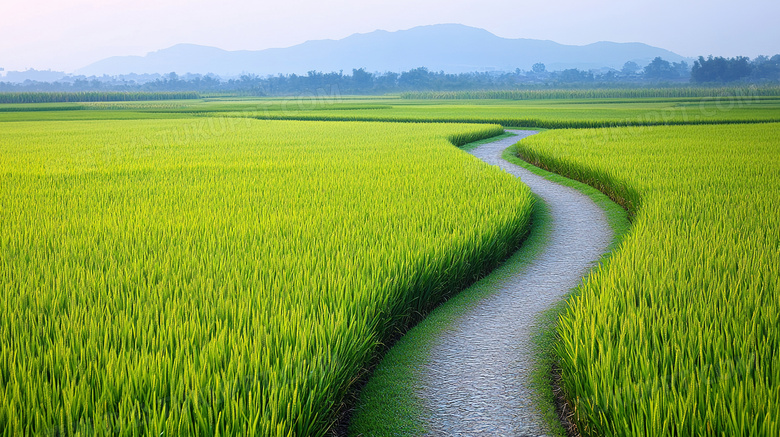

[514,123,780,436]
[0,109,196,122]
[8,95,779,128]
[201,97,780,129]
[0,91,200,104]
[0,119,531,435]
[401,87,780,100]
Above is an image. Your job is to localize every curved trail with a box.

[420,130,612,436]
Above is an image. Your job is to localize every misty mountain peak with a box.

[76,24,688,77]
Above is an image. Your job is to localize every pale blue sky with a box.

[3,0,779,72]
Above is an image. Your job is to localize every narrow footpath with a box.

[420,130,613,436]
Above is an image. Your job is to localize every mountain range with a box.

[76,24,688,77]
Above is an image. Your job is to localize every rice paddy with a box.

[0,118,531,435]
[1,92,778,435]
[202,96,780,128]
[515,123,780,435]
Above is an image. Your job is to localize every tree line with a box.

[692,55,780,83]
[1,55,778,96]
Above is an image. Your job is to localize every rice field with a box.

[0,91,200,104]
[203,97,780,129]
[514,123,780,436]
[7,94,780,128]
[0,118,532,435]
[2,94,779,436]
[402,86,780,100]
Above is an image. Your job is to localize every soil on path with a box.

[420,130,612,436]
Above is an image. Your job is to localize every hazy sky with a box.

[3,0,779,72]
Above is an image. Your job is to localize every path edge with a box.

[501,138,631,436]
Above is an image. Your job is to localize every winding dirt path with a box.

[420,130,612,436]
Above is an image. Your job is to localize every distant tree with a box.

[399,67,433,89]
[692,56,753,82]
[240,74,258,81]
[351,68,373,91]
[621,61,640,76]
[557,68,593,83]
[672,61,691,80]
[754,55,770,65]
[238,74,265,95]
[752,55,780,81]
[643,57,678,81]
[532,63,546,73]
[600,70,618,81]
[374,71,399,90]
[72,78,90,91]
[692,56,724,82]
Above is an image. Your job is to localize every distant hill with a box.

[2,69,67,83]
[76,24,689,77]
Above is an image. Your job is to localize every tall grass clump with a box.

[0,119,530,435]
[515,123,780,435]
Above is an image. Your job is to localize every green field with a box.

[0,118,532,435]
[0,91,201,104]
[517,123,780,435]
[195,95,780,128]
[1,93,779,435]
[237,104,779,128]
[401,86,780,100]
[5,94,780,128]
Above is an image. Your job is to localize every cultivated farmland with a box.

[0,118,532,435]
[196,94,780,129]
[515,123,780,435]
[1,93,778,436]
